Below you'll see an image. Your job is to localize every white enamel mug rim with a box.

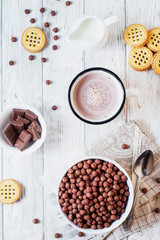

[0,104,46,155]
[57,156,134,234]
[68,68,126,124]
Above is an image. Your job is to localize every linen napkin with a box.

[40,121,160,240]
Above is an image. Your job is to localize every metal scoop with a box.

[123,150,154,231]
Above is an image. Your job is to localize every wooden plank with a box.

[84,0,126,149]
[126,0,160,238]
[1,0,44,239]
[0,0,3,238]
[42,0,85,239]
[126,0,160,146]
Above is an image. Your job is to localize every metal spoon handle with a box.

[123,177,141,231]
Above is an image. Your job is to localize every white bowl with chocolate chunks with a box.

[58,157,134,233]
[0,105,46,154]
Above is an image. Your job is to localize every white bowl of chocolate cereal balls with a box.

[57,156,134,233]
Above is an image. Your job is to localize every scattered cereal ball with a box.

[11,37,17,42]
[51,10,56,16]
[52,45,57,50]
[46,80,51,85]
[9,61,14,66]
[78,232,85,237]
[24,9,30,14]
[40,8,45,13]
[54,233,61,238]
[66,1,71,6]
[29,55,34,61]
[141,188,148,194]
[44,22,49,27]
[155,208,160,213]
[156,178,160,183]
[33,218,39,224]
[41,58,47,62]
[121,144,129,149]
[30,18,35,23]
[52,105,57,110]
[53,27,58,33]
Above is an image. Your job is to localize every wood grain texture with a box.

[0,0,3,238]
[1,0,44,239]
[0,0,160,239]
[84,0,126,150]
[126,0,160,145]
[126,0,160,238]
[42,0,85,239]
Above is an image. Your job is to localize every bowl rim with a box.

[57,156,134,234]
[0,104,46,155]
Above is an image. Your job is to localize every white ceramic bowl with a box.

[0,105,46,155]
[57,156,134,234]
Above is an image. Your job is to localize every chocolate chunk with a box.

[12,109,25,121]
[28,120,42,133]
[15,139,26,151]
[3,123,18,146]
[15,130,32,151]
[18,130,32,143]
[16,115,30,125]
[11,121,24,133]
[25,110,38,121]
[27,126,40,141]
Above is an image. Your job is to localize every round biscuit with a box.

[152,52,160,75]
[128,47,153,71]
[22,27,47,53]
[123,24,148,47]
[147,28,160,52]
[0,179,21,204]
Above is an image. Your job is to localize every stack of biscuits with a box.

[123,24,160,76]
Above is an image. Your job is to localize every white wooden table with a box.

[0,0,160,239]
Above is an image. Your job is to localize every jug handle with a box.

[104,15,119,27]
